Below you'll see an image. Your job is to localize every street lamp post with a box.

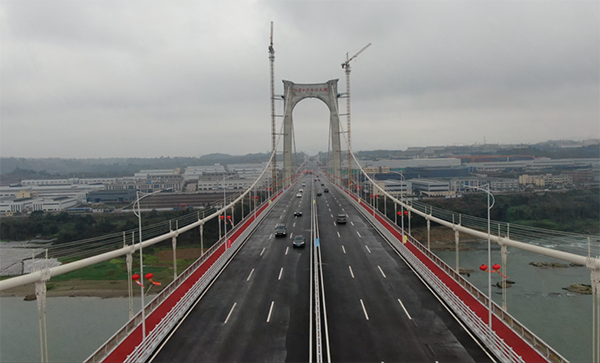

[133,187,172,340]
[466,184,495,330]
[221,175,237,249]
[391,171,406,241]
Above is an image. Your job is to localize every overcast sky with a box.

[1,1,598,158]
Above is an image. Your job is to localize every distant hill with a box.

[0,153,275,184]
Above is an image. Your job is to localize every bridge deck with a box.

[149,175,493,362]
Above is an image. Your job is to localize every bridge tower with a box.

[282,79,342,186]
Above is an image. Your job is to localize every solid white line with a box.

[397,299,412,320]
[356,231,362,237]
[267,301,275,322]
[342,245,346,254]
[246,268,254,281]
[224,302,237,324]
[285,247,289,255]
[365,245,371,253]
[349,266,355,278]
[378,266,387,278]
[260,247,265,256]
[360,299,369,320]
[278,267,283,280]
[350,221,354,226]
[337,231,341,238]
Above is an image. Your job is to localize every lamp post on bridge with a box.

[466,184,495,331]
[221,174,237,250]
[133,187,172,341]
[391,171,406,242]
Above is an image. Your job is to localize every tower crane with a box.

[341,42,371,192]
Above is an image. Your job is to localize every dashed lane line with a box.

[285,247,289,255]
[278,267,283,280]
[260,247,265,256]
[365,245,371,254]
[356,231,362,237]
[246,269,254,281]
[350,221,354,226]
[398,299,413,320]
[349,266,355,278]
[337,231,341,238]
[360,299,369,320]
[342,245,346,254]
[267,301,275,322]
[224,302,237,324]
[378,266,387,278]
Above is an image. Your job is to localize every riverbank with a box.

[0,279,146,299]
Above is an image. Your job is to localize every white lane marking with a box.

[356,231,362,237]
[278,267,283,280]
[283,210,286,213]
[350,221,354,226]
[269,233,273,239]
[365,245,371,254]
[279,215,282,219]
[260,248,265,256]
[267,301,275,322]
[289,232,294,239]
[342,208,345,211]
[360,299,369,320]
[224,302,237,324]
[329,208,331,212]
[378,266,387,278]
[349,266,355,278]
[342,245,346,254]
[293,222,296,227]
[333,222,336,227]
[331,214,333,218]
[337,231,341,238]
[398,299,413,320]
[246,269,254,281]
[285,247,289,255]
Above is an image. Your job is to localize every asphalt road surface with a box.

[150,172,493,362]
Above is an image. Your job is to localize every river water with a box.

[0,242,593,362]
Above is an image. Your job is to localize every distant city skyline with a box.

[1,1,598,158]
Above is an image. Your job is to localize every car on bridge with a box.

[317,192,322,196]
[294,210,302,216]
[292,235,305,248]
[274,224,287,237]
[336,214,347,224]
[324,188,329,193]
[296,193,302,198]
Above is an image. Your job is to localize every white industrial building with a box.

[357,158,461,169]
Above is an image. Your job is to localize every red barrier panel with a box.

[103,198,274,362]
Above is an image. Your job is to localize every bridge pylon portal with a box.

[282,79,342,187]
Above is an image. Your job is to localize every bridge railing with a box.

[342,189,568,363]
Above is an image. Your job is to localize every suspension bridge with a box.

[1,23,599,363]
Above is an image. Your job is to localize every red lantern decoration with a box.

[492,264,501,271]
[479,264,488,271]
[220,215,224,220]
[145,272,161,286]
[397,211,402,215]
[132,273,144,287]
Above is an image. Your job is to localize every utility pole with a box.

[269,21,277,193]
[341,42,371,192]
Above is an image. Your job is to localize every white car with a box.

[296,193,302,198]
